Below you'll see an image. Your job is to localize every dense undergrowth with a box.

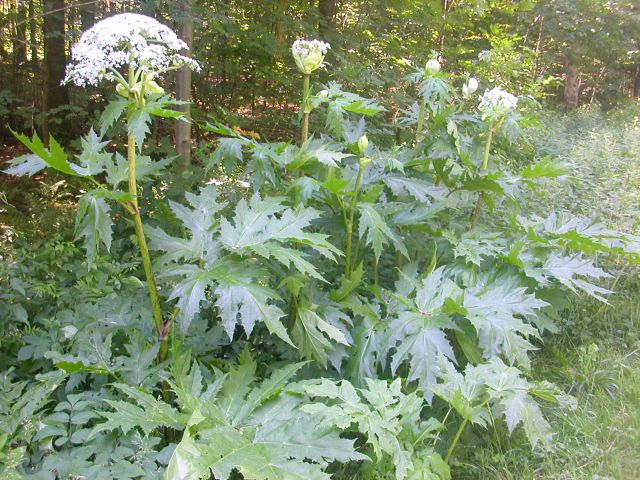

[459,105,640,480]
[1,15,640,480]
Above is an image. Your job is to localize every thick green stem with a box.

[470,125,495,228]
[373,258,379,286]
[415,101,427,144]
[444,418,468,463]
[345,165,364,279]
[301,73,310,144]
[126,63,167,361]
[128,135,166,359]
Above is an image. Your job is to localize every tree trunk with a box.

[633,64,640,98]
[274,0,288,44]
[28,0,38,68]
[15,2,28,66]
[563,56,580,110]
[175,14,194,171]
[318,0,336,39]
[43,0,69,111]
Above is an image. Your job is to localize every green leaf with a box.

[167,356,365,480]
[357,202,408,262]
[308,144,353,168]
[215,281,293,346]
[344,297,384,385]
[91,384,186,437]
[11,129,82,176]
[463,275,547,368]
[99,98,128,136]
[233,362,307,424]
[292,306,350,367]
[207,137,250,171]
[252,243,325,281]
[454,321,483,365]
[128,109,152,150]
[167,265,216,332]
[304,378,419,479]
[221,195,340,260]
[73,129,113,176]
[74,192,114,264]
[88,188,134,204]
[539,253,612,302]
[382,268,459,401]
[443,229,507,266]
[384,175,447,203]
[522,157,567,179]
[2,154,47,176]
[147,186,225,266]
[330,262,364,301]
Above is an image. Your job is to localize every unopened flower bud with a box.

[425,59,440,76]
[318,89,329,99]
[116,82,129,98]
[467,77,479,94]
[357,134,369,156]
[144,79,165,95]
[292,39,330,75]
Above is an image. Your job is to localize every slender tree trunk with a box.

[28,0,38,67]
[563,56,580,110]
[274,0,287,44]
[175,13,194,171]
[438,0,452,54]
[532,15,544,82]
[633,64,640,98]
[15,2,28,66]
[43,0,69,134]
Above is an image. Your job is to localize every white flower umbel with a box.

[292,39,330,75]
[478,87,518,121]
[64,13,200,88]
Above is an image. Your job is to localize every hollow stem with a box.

[301,73,310,144]
[469,124,495,228]
[345,164,365,279]
[373,258,379,287]
[126,63,167,361]
[444,418,468,463]
[415,101,427,144]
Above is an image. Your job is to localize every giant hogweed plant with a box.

[3,15,639,479]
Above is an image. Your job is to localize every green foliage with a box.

[303,378,449,480]
[3,25,640,480]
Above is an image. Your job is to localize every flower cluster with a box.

[292,39,330,75]
[64,13,200,87]
[478,87,518,120]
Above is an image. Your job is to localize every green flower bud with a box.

[144,79,165,95]
[425,59,440,76]
[116,82,129,98]
[357,134,369,156]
